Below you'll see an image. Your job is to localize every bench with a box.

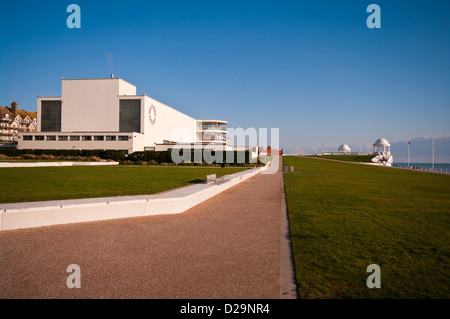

[206,174,217,183]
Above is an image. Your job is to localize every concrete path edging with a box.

[0,164,269,231]
[0,161,119,168]
[280,172,298,299]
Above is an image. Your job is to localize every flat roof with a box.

[197,119,228,124]
[36,96,61,99]
[61,77,136,88]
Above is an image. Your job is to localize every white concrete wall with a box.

[60,79,135,132]
[1,200,149,231]
[143,96,197,147]
[118,79,137,95]
[131,132,145,153]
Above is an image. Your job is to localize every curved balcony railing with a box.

[197,136,229,144]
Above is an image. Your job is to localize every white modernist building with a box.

[18,77,230,154]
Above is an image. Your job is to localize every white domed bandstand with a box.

[373,138,391,154]
[338,144,351,153]
[371,138,393,166]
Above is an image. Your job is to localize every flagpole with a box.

[408,140,410,168]
[432,135,435,171]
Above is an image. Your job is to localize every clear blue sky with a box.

[1,0,449,161]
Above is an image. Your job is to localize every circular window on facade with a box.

[149,105,156,125]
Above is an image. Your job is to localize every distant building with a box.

[372,138,391,156]
[338,144,351,153]
[315,138,394,166]
[371,138,393,166]
[0,101,37,142]
[17,77,230,154]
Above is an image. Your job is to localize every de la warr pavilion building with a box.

[18,76,230,154]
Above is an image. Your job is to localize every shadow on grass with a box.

[188,179,206,184]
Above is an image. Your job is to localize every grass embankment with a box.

[0,166,248,203]
[283,156,450,298]
[307,155,374,162]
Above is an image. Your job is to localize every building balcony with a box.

[196,128,228,134]
[196,119,228,132]
[197,136,229,144]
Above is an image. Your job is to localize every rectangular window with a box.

[35,136,44,141]
[58,135,69,141]
[106,135,116,141]
[70,135,80,141]
[119,99,141,132]
[118,136,129,141]
[23,135,33,141]
[82,135,92,141]
[41,100,62,132]
[46,135,56,141]
[94,136,104,141]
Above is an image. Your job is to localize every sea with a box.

[394,163,450,173]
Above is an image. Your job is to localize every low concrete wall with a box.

[1,199,148,231]
[0,163,269,231]
[0,161,119,168]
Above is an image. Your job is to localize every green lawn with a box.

[283,156,450,298]
[0,166,248,203]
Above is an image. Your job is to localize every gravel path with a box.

[0,160,284,299]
